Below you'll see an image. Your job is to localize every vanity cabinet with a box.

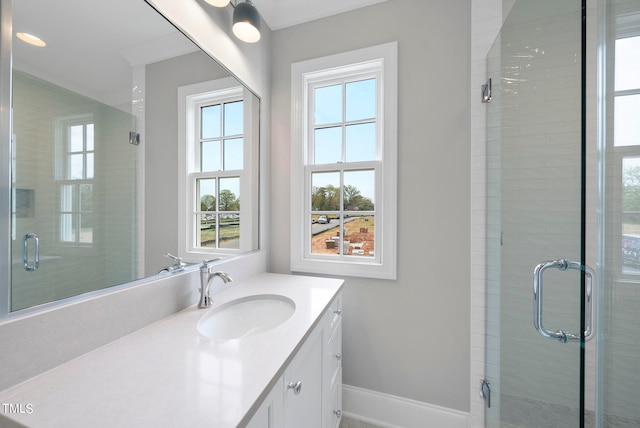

[246,377,284,428]
[322,293,343,428]
[247,293,342,428]
[284,330,323,427]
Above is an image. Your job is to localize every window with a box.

[56,117,94,244]
[178,77,258,259]
[610,31,640,275]
[291,42,397,279]
[195,98,243,250]
[614,35,640,148]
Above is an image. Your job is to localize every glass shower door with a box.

[485,0,589,426]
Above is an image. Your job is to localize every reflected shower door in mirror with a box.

[7,0,259,313]
[11,71,138,310]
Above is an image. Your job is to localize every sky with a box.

[614,36,640,148]
[312,78,377,202]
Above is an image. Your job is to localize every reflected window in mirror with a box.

[57,117,95,245]
[178,77,258,260]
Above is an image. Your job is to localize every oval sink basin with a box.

[198,294,296,340]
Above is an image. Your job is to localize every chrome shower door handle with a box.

[533,259,595,343]
[23,233,40,272]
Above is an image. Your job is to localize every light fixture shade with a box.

[233,1,261,43]
[204,0,231,7]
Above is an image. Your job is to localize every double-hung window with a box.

[612,30,640,275]
[291,42,397,279]
[57,117,94,245]
[178,77,258,259]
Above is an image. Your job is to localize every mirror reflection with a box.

[10,0,259,312]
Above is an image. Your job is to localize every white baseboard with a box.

[342,384,470,428]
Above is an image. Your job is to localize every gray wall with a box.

[268,0,472,412]
[144,51,231,274]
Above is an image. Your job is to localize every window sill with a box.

[291,256,396,280]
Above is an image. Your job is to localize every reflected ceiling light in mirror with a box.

[16,32,46,47]
[204,0,231,6]
[233,1,261,43]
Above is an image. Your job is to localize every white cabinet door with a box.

[246,376,284,428]
[283,331,323,428]
[323,295,342,428]
[326,368,342,428]
[323,321,342,428]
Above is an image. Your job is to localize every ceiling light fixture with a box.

[203,0,261,44]
[16,32,46,47]
[232,1,261,43]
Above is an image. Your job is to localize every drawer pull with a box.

[287,381,302,395]
[334,409,342,418]
[335,353,342,361]
[334,309,342,316]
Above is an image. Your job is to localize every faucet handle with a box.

[201,257,222,269]
[166,253,183,264]
[165,253,185,268]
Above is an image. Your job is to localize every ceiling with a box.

[12,0,199,106]
[252,0,388,30]
[10,0,387,107]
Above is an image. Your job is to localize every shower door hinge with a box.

[481,78,492,103]
[129,131,140,146]
[480,379,491,408]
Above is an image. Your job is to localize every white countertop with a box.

[0,273,343,428]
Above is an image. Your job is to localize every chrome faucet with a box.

[198,260,233,309]
[158,253,187,274]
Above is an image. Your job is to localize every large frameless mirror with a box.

[5,0,260,313]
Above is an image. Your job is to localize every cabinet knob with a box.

[334,409,342,418]
[287,381,302,395]
[334,353,342,361]
[334,309,342,316]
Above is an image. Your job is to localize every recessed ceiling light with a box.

[16,32,46,47]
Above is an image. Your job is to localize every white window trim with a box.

[55,114,95,181]
[290,42,398,280]
[55,114,95,246]
[178,77,258,261]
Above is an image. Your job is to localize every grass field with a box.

[623,223,640,234]
[200,221,240,247]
